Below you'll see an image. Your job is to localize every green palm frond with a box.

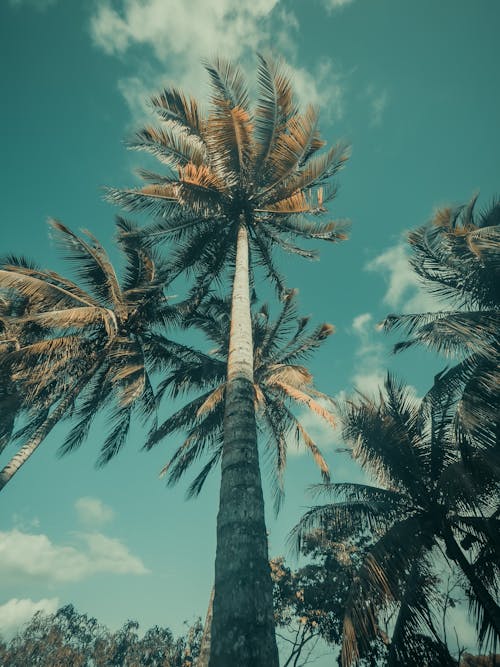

[0,221,183,480]
[108,55,348,297]
[341,517,432,667]
[148,292,335,504]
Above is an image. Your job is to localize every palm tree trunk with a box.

[443,524,500,637]
[208,222,279,667]
[0,357,101,492]
[0,392,75,491]
[196,587,214,667]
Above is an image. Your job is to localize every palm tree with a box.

[147,290,335,512]
[381,195,499,455]
[0,219,180,490]
[108,55,349,666]
[150,291,336,667]
[293,375,500,666]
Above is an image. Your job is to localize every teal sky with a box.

[1,0,499,661]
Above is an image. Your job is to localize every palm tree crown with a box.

[146,291,336,512]
[0,219,180,487]
[382,195,500,450]
[108,54,349,296]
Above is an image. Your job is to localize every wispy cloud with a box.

[287,59,345,121]
[90,0,281,62]
[0,597,59,641]
[89,0,345,120]
[349,312,386,396]
[365,84,388,126]
[0,529,149,584]
[75,497,115,527]
[322,0,355,11]
[365,239,442,313]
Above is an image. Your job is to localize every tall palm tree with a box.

[381,195,499,455]
[0,219,180,490]
[293,375,500,666]
[147,290,335,513]
[108,55,349,666]
[151,291,336,667]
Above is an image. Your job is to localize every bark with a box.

[443,524,500,637]
[208,223,279,667]
[0,358,101,492]
[0,393,75,491]
[197,587,214,667]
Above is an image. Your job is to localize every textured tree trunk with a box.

[443,524,500,637]
[0,393,74,491]
[208,223,279,667]
[196,587,214,667]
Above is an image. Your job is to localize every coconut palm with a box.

[0,219,180,490]
[381,195,500,455]
[147,290,335,513]
[108,55,349,666]
[293,375,500,666]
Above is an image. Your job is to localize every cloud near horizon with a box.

[0,597,59,641]
[0,529,149,584]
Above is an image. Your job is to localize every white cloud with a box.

[0,597,59,641]
[322,0,355,10]
[90,0,281,66]
[365,240,442,313]
[75,497,115,527]
[287,59,345,121]
[349,312,386,396]
[365,85,388,126]
[0,529,148,584]
[89,0,345,121]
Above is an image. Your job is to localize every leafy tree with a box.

[271,532,370,667]
[0,604,202,666]
[0,220,180,490]
[109,55,349,666]
[293,375,499,666]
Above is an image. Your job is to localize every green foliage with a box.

[293,375,499,665]
[0,604,202,667]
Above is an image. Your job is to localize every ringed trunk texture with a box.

[208,223,279,667]
[443,524,500,637]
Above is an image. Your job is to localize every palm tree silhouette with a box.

[0,219,180,490]
[293,375,500,666]
[382,195,499,456]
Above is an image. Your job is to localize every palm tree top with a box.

[406,194,500,310]
[107,55,350,295]
[0,219,180,466]
[145,290,337,512]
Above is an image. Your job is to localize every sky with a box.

[0,0,499,662]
